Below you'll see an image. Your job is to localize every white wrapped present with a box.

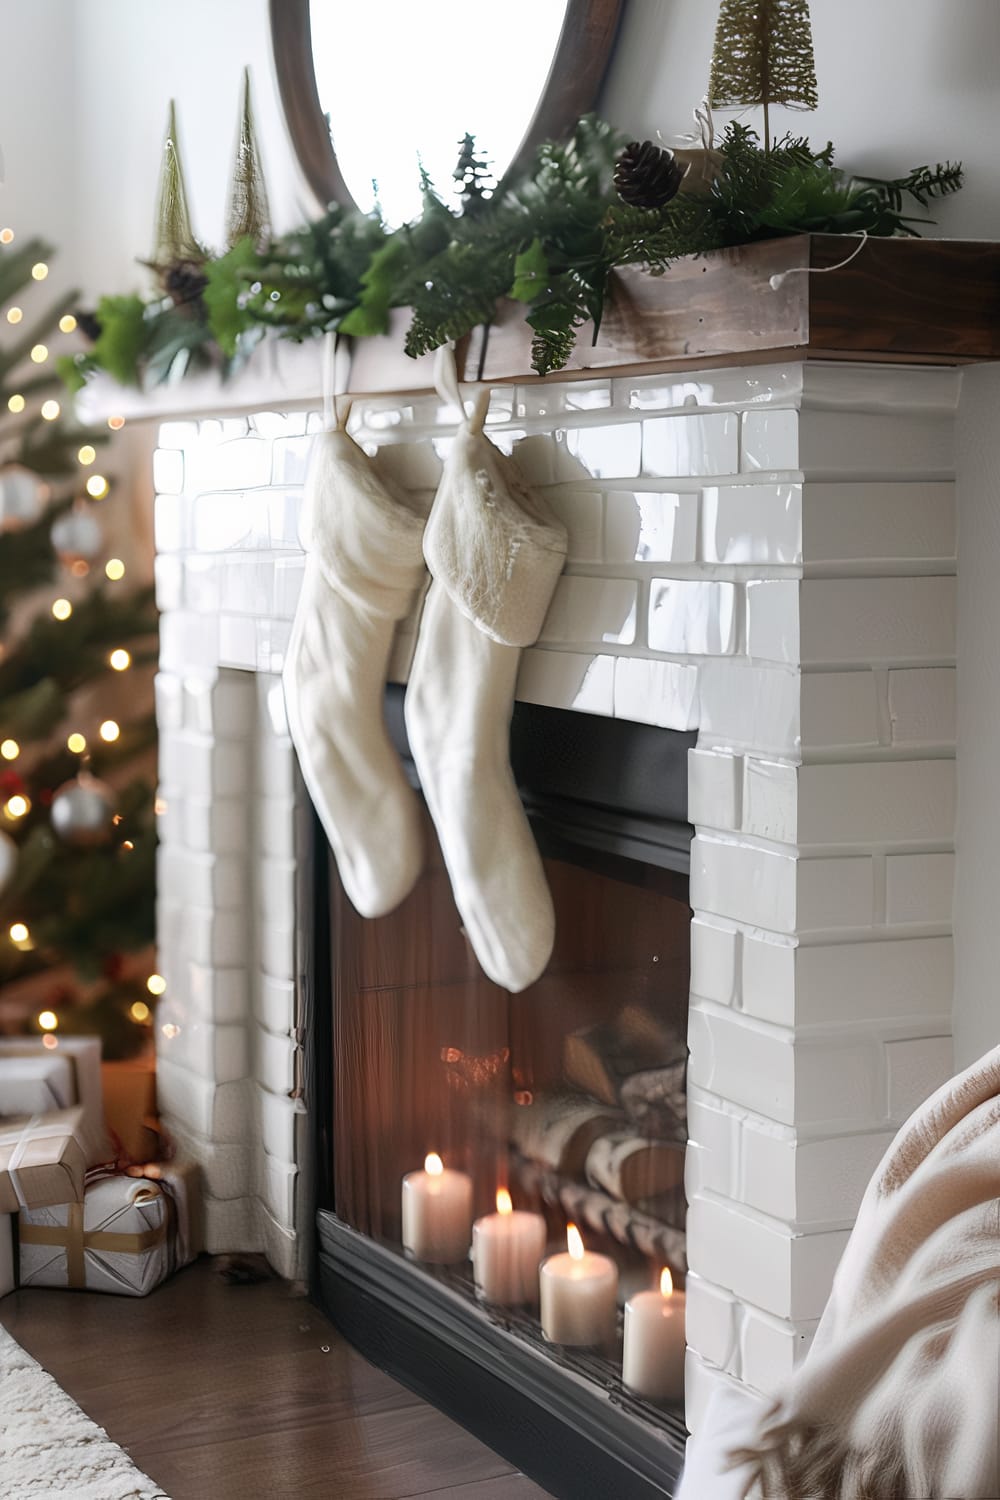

[18,1175,174,1296]
[0,1053,75,1115]
[0,1038,109,1165]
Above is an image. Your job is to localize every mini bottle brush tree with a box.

[0,231,159,1059]
[708,0,819,151]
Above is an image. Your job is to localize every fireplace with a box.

[151,350,960,1496]
[303,686,694,1497]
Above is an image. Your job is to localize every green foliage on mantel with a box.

[63,116,963,391]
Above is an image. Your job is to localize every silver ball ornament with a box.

[0,828,16,895]
[51,506,103,566]
[0,465,47,531]
[50,772,116,847]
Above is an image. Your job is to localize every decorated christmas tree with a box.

[0,232,159,1058]
[708,0,819,150]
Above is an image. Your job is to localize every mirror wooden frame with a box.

[270,0,626,211]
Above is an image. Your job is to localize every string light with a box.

[37,1010,58,1031]
[67,732,87,754]
[59,314,77,333]
[4,795,29,819]
[121,838,134,851]
[51,598,72,620]
[109,648,131,671]
[105,558,125,580]
[129,1001,150,1023]
[85,474,109,499]
[154,796,167,816]
[40,399,60,421]
[107,416,126,431]
[5,307,22,324]
[160,1022,180,1039]
[99,719,120,743]
[146,973,167,996]
[77,444,96,465]
[70,559,90,578]
[0,228,14,244]
[31,262,48,280]
[42,1034,58,1050]
[7,394,24,413]
[0,739,19,760]
[9,923,29,944]
[29,343,48,363]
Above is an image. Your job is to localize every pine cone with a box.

[163,260,209,311]
[614,141,686,210]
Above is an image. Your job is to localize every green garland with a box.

[63,116,963,389]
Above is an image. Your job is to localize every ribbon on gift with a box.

[0,1108,86,1214]
[18,1184,171,1289]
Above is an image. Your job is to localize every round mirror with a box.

[271,0,624,223]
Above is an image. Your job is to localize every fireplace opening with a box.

[305,688,695,1500]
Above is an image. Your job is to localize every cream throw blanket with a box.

[730,1045,1000,1499]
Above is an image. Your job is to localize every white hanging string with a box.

[768,231,869,290]
[321,329,352,430]
[433,343,489,433]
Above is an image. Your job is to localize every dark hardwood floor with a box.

[0,1257,552,1499]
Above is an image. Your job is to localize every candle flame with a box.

[425,1153,444,1176]
[660,1267,674,1297]
[496,1187,513,1215]
[567,1223,584,1260]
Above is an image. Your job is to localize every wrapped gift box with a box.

[126,1159,204,1267]
[0,1053,76,1115]
[19,1175,173,1295]
[0,1038,110,1165]
[101,1052,158,1163]
[1,1214,13,1298]
[0,1108,87,1213]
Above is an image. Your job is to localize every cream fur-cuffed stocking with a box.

[283,426,429,917]
[404,395,567,992]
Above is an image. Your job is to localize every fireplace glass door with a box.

[326,802,690,1380]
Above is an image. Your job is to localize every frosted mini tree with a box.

[226,67,271,250]
[708,0,818,151]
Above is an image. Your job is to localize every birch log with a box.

[620,1062,687,1141]
[585,1131,685,1204]
[510,1091,623,1177]
[564,1003,685,1107]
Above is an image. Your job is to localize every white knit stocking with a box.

[283,427,429,917]
[404,400,567,991]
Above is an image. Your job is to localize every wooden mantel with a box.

[79,234,1000,424]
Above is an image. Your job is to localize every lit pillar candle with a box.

[472,1189,547,1306]
[401,1152,473,1264]
[622,1267,686,1403]
[539,1223,618,1347]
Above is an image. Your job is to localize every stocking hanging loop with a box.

[433,344,488,433]
[322,330,353,432]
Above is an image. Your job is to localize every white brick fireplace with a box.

[151,357,957,1417]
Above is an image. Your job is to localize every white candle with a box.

[472,1189,547,1306]
[622,1267,686,1403]
[401,1152,473,1264]
[539,1223,618,1347]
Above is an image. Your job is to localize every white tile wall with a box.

[154,359,960,1413]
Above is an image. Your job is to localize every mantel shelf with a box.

[78,233,1000,425]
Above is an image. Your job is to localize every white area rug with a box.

[0,1323,168,1498]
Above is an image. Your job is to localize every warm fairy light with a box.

[424,1153,443,1177]
[31,262,48,280]
[67,732,87,753]
[112,813,123,826]
[105,557,125,580]
[86,474,109,499]
[7,394,24,413]
[51,598,72,620]
[660,1267,674,1298]
[99,719,120,742]
[0,739,19,760]
[70,560,90,578]
[121,839,134,851]
[38,1010,58,1031]
[9,923,29,944]
[41,399,60,421]
[567,1223,584,1260]
[6,307,22,324]
[146,973,167,996]
[160,1022,180,1040]
[109,648,131,671]
[496,1188,513,1216]
[154,796,167,816]
[108,415,126,431]
[77,444,96,465]
[30,343,48,363]
[5,795,29,819]
[42,1033,58,1050]
[0,228,14,244]
[59,314,77,333]
[130,1001,150,1023]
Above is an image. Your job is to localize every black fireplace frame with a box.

[300,690,695,1499]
